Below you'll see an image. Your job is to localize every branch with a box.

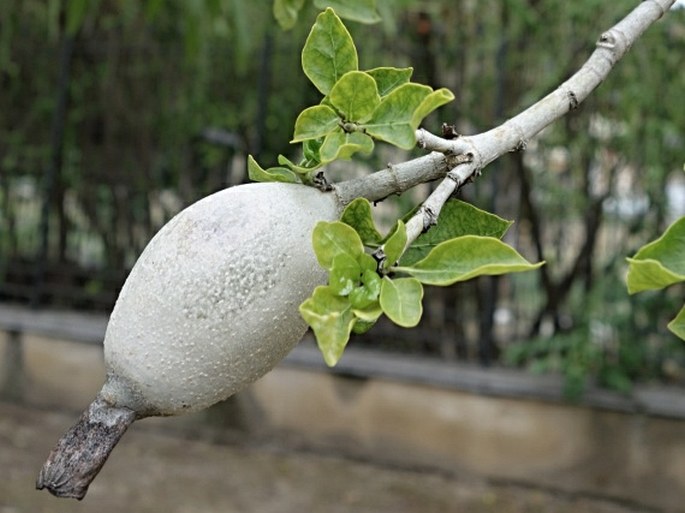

[334,0,675,249]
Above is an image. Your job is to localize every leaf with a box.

[362,83,432,149]
[277,154,321,175]
[303,138,323,165]
[379,277,424,328]
[329,253,361,296]
[247,155,301,184]
[626,216,685,293]
[381,220,407,270]
[312,221,365,269]
[396,236,544,286]
[668,305,685,341]
[329,71,380,123]
[302,8,358,95]
[273,0,306,30]
[412,87,455,127]
[349,269,382,309]
[319,130,374,162]
[351,300,382,334]
[625,258,684,294]
[313,0,381,24]
[400,200,513,265]
[299,286,355,366]
[340,198,383,246]
[366,67,413,96]
[292,105,341,143]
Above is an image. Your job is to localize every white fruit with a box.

[100,182,341,415]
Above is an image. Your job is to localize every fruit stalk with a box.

[36,396,136,499]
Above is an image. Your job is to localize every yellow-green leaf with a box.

[366,67,413,96]
[396,236,544,286]
[319,130,374,162]
[299,286,355,366]
[381,220,406,270]
[302,8,358,95]
[313,0,381,24]
[312,220,365,269]
[668,305,685,341]
[379,277,423,327]
[292,105,341,143]
[247,155,301,184]
[329,71,380,123]
[273,0,305,30]
[411,87,455,127]
[341,197,383,246]
[626,216,685,294]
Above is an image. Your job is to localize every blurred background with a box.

[1,1,685,512]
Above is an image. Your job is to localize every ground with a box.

[0,401,650,513]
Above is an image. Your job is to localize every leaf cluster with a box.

[249,8,454,185]
[301,198,543,365]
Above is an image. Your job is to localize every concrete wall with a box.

[2,330,685,512]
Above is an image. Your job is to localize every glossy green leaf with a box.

[352,301,382,334]
[411,87,455,127]
[247,155,301,184]
[273,0,305,30]
[329,71,380,122]
[299,286,355,366]
[359,253,377,273]
[319,130,374,162]
[668,305,685,341]
[349,269,382,309]
[313,0,381,24]
[329,253,361,296]
[362,83,432,149]
[626,216,685,294]
[379,277,424,328]
[312,221,365,269]
[302,8,358,95]
[366,67,413,96]
[352,318,377,335]
[401,200,513,265]
[396,236,544,286]
[381,220,407,270]
[340,198,383,246]
[302,138,323,165]
[292,105,341,143]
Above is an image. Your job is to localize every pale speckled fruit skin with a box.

[100,183,341,416]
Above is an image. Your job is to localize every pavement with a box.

[0,401,654,513]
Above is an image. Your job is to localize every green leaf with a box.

[625,258,685,294]
[273,0,305,30]
[412,87,455,127]
[329,71,380,122]
[329,253,361,296]
[362,83,432,149]
[396,236,544,286]
[366,67,413,96]
[302,8,358,95]
[340,198,383,246]
[312,221,365,270]
[277,154,321,175]
[247,155,301,184]
[349,269,382,309]
[381,220,407,270]
[299,286,355,366]
[379,277,424,328]
[319,130,374,162]
[303,138,323,165]
[400,200,513,265]
[313,0,381,24]
[292,105,341,143]
[668,305,685,341]
[351,301,382,334]
[626,216,685,293]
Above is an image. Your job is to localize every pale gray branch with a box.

[334,0,675,251]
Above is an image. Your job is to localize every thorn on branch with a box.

[441,123,460,140]
[568,90,579,110]
[312,171,333,192]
